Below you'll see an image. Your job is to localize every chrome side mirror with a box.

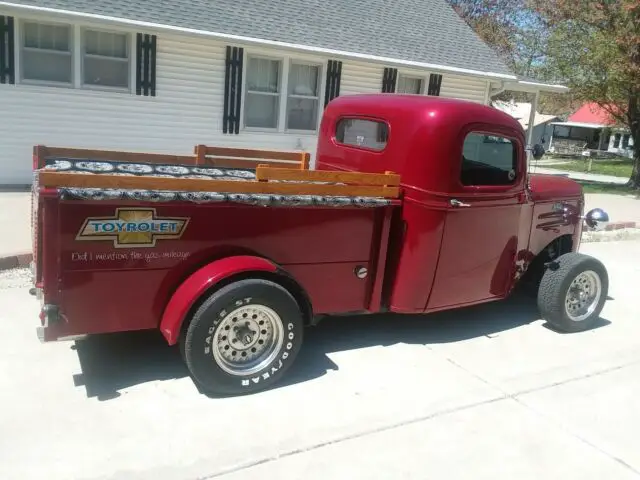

[531,144,545,160]
[584,208,610,231]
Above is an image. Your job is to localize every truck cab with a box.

[316,94,588,312]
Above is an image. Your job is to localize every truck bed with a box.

[40,156,397,208]
[32,148,400,341]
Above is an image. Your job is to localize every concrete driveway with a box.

[1,241,639,480]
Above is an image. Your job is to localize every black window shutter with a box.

[136,33,157,96]
[223,46,244,134]
[381,67,397,93]
[427,73,443,96]
[0,16,15,85]
[324,59,342,107]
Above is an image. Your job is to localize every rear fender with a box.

[160,255,279,345]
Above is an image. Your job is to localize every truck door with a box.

[426,126,526,310]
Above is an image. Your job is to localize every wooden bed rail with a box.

[33,144,312,171]
[33,145,193,169]
[38,167,400,198]
[195,145,310,170]
[255,165,400,186]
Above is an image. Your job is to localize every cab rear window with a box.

[335,118,388,151]
[461,132,517,186]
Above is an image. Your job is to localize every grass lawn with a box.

[579,181,639,196]
[544,158,634,178]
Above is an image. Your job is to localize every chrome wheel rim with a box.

[212,304,284,376]
[564,270,602,322]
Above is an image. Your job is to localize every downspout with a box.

[489,81,506,99]
[526,90,540,159]
[526,90,541,184]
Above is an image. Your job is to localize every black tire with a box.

[181,278,304,396]
[537,252,608,333]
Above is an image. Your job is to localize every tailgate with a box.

[30,172,43,287]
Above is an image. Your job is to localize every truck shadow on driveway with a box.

[71,294,611,400]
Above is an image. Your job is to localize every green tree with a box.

[533,0,640,188]
[447,0,522,71]
[447,1,554,102]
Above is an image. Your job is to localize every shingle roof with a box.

[2,0,515,78]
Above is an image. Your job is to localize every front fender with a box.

[160,255,278,345]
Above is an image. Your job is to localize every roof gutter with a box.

[0,1,518,81]
[504,80,569,94]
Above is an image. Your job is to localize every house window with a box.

[613,133,621,148]
[396,75,423,94]
[335,118,389,151]
[461,132,517,186]
[286,61,321,131]
[622,134,630,149]
[82,29,129,89]
[18,21,136,92]
[244,56,322,131]
[245,56,282,129]
[21,21,73,84]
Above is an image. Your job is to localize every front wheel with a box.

[537,252,608,333]
[181,278,304,396]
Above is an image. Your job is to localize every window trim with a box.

[241,50,325,134]
[19,19,74,87]
[80,26,132,93]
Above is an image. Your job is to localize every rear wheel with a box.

[181,278,304,396]
[537,252,608,332]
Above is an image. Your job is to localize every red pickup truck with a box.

[31,94,610,396]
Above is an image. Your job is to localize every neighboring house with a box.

[548,102,635,158]
[492,100,559,150]
[0,0,566,184]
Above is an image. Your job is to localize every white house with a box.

[0,0,566,185]
[492,100,559,150]
[547,103,635,158]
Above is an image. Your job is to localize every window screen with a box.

[82,30,130,89]
[245,57,282,128]
[461,133,517,186]
[286,62,321,131]
[397,75,423,94]
[22,22,72,84]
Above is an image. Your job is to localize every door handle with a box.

[450,199,471,207]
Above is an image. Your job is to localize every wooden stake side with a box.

[34,145,193,165]
[204,158,301,170]
[195,145,307,162]
[39,171,400,198]
[34,144,309,170]
[300,152,310,170]
[256,165,401,186]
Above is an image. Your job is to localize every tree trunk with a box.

[627,97,640,189]
[630,151,640,189]
[627,121,640,189]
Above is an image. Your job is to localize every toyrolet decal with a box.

[76,208,189,248]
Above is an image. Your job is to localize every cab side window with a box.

[461,133,517,186]
[335,118,388,151]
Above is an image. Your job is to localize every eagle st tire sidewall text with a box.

[182,278,304,396]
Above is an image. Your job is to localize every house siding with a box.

[340,60,385,95]
[0,14,490,184]
[439,73,488,104]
